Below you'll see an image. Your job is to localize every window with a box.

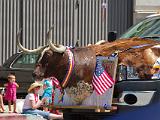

[120,17,160,41]
[126,67,139,79]
[118,65,139,81]
[12,53,39,69]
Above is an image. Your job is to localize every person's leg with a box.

[13,101,17,113]
[24,109,63,120]
[12,91,17,113]
[24,109,50,119]
[0,95,4,112]
[48,113,63,120]
[43,107,48,111]
[8,100,12,112]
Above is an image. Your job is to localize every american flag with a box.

[50,77,64,103]
[50,77,62,90]
[92,57,115,95]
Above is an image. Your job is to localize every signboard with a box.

[53,56,118,111]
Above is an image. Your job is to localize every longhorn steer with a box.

[17,29,160,103]
[17,30,96,104]
[34,47,96,104]
[90,37,160,79]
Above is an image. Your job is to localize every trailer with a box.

[52,56,119,120]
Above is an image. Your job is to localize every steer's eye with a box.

[37,50,53,68]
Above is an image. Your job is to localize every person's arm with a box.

[30,97,46,109]
[30,100,42,109]
[4,83,8,87]
[15,82,19,88]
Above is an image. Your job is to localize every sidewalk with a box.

[0,113,46,120]
[0,113,26,120]
[3,99,24,113]
[0,99,46,120]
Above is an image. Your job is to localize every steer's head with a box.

[33,43,67,81]
[17,28,67,82]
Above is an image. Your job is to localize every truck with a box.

[114,14,160,107]
[59,14,160,119]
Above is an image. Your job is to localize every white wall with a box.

[136,0,160,6]
[136,0,160,11]
[134,0,160,24]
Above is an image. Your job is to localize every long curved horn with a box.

[95,40,106,45]
[17,29,46,53]
[47,26,66,53]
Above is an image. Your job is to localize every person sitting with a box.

[22,82,63,120]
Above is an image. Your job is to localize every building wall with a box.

[134,0,160,24]
[0,0,21,65]
[0,0,133,65]
[0,0,108,65]
[108,0,134,38]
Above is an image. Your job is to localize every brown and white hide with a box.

[90,37,160,79]
[65,47,96,104]
[34,47,96,104]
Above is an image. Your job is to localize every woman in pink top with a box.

[4,73,19,113]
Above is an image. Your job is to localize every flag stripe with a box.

[103,76,111,87]
[103,72,114,84]
[99,72,111,88]
[94,75,107,92]
[93,74,107,92]
[92,80,103,95]
[99,75,110,89]
[102,74,113,86]
[93,80,103,94]
[93,75,105,94]
[103,71,114,85]
[101,74,112,87]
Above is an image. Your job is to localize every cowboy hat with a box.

[28,82,43,93]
